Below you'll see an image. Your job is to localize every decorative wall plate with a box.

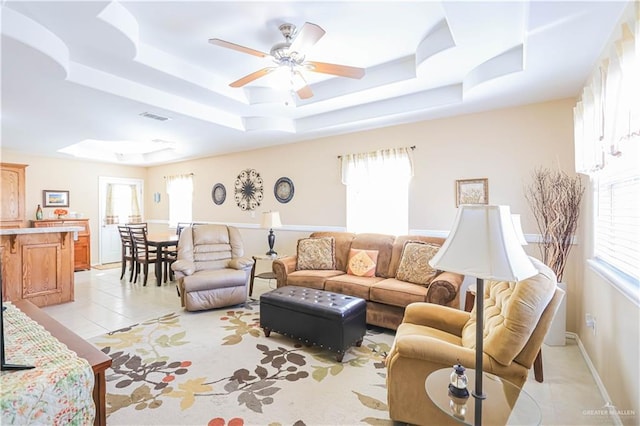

[212,183,226,205]
[274,177,294,203]
[234,169,263,211]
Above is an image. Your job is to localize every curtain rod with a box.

[337,145,415,159]
[163,173,194,179]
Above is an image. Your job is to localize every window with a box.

[104,183,142,224]
[594,158,640,284]
[166,174,193,228]
[341,147,413,235]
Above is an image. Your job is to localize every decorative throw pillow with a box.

[347,249,379,277]
[296,237,336,270]
[395,241,441,285]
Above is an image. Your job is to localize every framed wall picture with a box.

[43,190,70,207]
[456,178,488,207]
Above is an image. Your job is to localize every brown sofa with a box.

[272,232,465,330]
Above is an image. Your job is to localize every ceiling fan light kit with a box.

[209,22,365,100]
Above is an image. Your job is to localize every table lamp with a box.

[261,211,282,256]
[429,205,537,425]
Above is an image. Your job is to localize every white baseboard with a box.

[566,332,622,426]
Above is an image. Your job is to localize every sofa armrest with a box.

[171,259,195,277]
[273,256,297,288]
[403,302,470,337]
[426,271,464,306]
[394,334,478,366]
[229,257,254,271]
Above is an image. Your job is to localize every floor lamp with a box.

[429,205,537,426]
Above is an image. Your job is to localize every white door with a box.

[98,177,144,264]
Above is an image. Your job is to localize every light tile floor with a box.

[42,267,615,425]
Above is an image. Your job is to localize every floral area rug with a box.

[90,300,395,426]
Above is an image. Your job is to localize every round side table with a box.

[250,254,283,296]
[425,368,541,425]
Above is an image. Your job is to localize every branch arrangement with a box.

[525,167,584,282]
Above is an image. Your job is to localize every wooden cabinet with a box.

[1,229,76,306]
[32,219,91,271]
[1,163,27,228]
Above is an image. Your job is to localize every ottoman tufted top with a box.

[260,287,366,319]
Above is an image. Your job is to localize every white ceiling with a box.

[1,1,629,166]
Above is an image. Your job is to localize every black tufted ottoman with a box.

[260,287,367,362]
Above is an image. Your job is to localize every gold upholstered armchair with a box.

[385,257,565,425]
[171,224,254,312]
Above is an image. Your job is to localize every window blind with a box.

[595,172,640,282]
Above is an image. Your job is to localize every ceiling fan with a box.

[209,22,365,100]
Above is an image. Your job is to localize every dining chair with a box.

[126,222,148,233]
[117,225,135,282]
[129,226,159,286]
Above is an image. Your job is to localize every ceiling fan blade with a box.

[291,71,313,99]
[289,22,326,53]
[306,61,365,79]
[229,68,275,87]
[296,85,314,100]
[208,38,269,58]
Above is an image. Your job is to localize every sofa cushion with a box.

[395,241,440,285]
[350,233,395,278]
[461,258,556,366]
[370,278,429,308]
[296,237,336,270]
[182,268,246,292]
[309,232,356,272]
[287,270,343,290]
[324,274,384,300]
[347,249,378,277]
[389,235,445,277]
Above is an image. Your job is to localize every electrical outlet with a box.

[585,314,596,335]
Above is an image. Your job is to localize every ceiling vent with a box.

[139,112,171,121]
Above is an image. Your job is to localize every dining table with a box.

[145,233,179,287]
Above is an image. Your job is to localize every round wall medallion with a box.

[274,177,294,203]
[234,168,263,211]
[212,183,226,205]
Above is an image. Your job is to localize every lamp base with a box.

[266,229,276,256]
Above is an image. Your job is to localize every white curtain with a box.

[128,185,142,223]
[166,174,193,228]
[104,183,118,225]
[341,147,414,235]
[574,3,639,174]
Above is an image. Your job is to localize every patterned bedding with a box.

[1,302,95,425]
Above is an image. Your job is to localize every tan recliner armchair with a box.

[385,257,565,425]
[171,224,254,311]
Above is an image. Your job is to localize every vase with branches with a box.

[525,167,585,282]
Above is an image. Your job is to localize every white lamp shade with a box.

[261,211,282,229]
[511,214,528,245]
[430,205,537,282]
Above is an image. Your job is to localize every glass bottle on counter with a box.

[36,204,43,220]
